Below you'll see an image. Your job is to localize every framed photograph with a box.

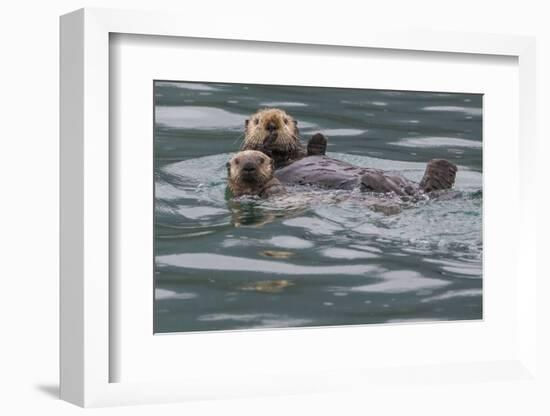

[60,8,538,408]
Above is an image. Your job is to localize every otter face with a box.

[227,150,275,195]
[243,108,299,149]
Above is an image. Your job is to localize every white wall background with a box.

[0,1,548,414]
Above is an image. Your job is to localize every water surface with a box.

[154,81,482,333]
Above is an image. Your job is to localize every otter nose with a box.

[266,122,276,132]
[243,162,256,173]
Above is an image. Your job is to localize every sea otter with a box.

[226,150,286,198]
[241,108,327,169]
[241,108,457,195]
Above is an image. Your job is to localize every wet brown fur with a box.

[241,108,307,168]
[227,150,286,197]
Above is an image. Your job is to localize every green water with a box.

[154,81,482,333]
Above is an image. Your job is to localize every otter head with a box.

[244,108,298,147]
[226,150,275,196]
[241,108,302,158]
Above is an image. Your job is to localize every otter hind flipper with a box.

[419,159,458,193]
[307,133,327,156]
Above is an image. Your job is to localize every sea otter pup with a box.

[227,150,286,198]
[241,108,327,168]
[242,108,457,195]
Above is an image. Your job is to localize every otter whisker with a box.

[232,132,245,145]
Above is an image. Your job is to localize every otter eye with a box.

[234,158,240,165]
[254,118,259,125]
[259,158,265,164]
[283,118,288,125]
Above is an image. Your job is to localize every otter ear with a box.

[245,119,249,127]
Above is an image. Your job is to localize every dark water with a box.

[154,81,483,333]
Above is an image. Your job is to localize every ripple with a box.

[321,248,378,259]
[329,152,427,172]
[421,289,482,303]
[349,244,383,254]
[156,81,220,91]
[389,137,482,149]
[155,181,195,200]
[423,258,482,278]
[282,217,343,235]
[385,317,448,324]
[199,313,269,322]
[341,100,387,106]
[442,265,481,277]
[350,270,450,293]
[221,235,314,249]
[177,206,228,219]
[267,236,314,249]
[259,101,307,107]
[155,106,245,130]
[322,128,366,136]
[157,253,382,276]
[155,288,197,300]
[422,105,482,117]
[198,313,312,328]
[162,153,230,185]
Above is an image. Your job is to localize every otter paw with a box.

[307,133,328,156]
[419,159,458,193]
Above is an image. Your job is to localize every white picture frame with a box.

[60,7,538,408]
